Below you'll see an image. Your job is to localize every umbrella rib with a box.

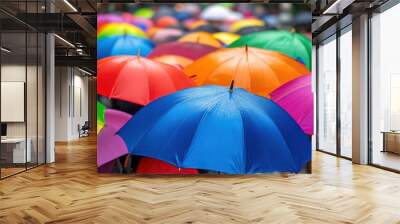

[201,53,237,84]
[179,92,226,166]
[236,92,299,171]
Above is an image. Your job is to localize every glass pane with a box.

[339,29,352,158]
[38,32,45,165]
[371,5,400,171]
[317,37,337,154]
[1,30,27,177]
[27,31,38,169]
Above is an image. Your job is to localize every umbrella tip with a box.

[245,44,248,52]
[229,80,235,93]
[137,48,141,57]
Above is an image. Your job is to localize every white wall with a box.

[54,66,89,141]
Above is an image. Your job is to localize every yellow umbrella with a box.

[230,18,265,33]
[213,32,240,45]
[178,31,222,48]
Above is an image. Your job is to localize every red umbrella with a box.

[148,41,217,60]
[137,157,198,174]
[155,16,178,28]
[98,56,193,106]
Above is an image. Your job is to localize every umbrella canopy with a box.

[117,85,311,174]
[97,35,154,59]
[200,5,242,21]
[148,41,217,60]
[213,32,240,45]
[155,16,179,28]
[98,14,125,29]
[137,157,198,174]
[97,101,106,124]
[134,8,154,19]
[235,25,273,35]
[97,109,132,166]
[229,30,312,70]
[152,55,194,68]
[230,18,265,32]
[191,24,221,33]
[178,31,222,48]
[98,56,193,106]
[97,120,104,134]
[98,23,147,40]
[184,47,309,96]
[151,28,183,44]
[184,19,207,30]
[270,75,313,135]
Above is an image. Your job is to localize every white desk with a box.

[1,138,31,163]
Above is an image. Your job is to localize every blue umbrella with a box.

[117,85,311,174]
[97,35,154,59]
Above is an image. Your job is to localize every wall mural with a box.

[97,3,313,174]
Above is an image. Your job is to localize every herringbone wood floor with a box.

[1,136,400,224]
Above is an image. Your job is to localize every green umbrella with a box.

[229,30,311,70]
[97,101,106,124]
[134,8,154,19]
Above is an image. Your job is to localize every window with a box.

[317,36,337,154]
[339,27,352,158]
[370,3,400,171]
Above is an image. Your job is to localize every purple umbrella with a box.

[97,109,132,167]
[148,41,217,60]
[270,75,313,135]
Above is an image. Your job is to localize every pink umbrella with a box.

[270,75,313,135]
[97,109,132,167]
[151,28,183,44]
[148,41,217,60]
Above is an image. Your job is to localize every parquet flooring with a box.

[1,136,400,223]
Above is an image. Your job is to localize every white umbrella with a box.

[200,5,242,21]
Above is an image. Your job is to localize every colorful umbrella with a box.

[230,18,265,32]
[148,41,217,60]
[117,85,311,174]
[97,35,154,59]
[97,23,147,40]
[97,14,125,30]
[184,19,207,30]
[200,5,242,21]
[178,31,222,48]
[152,55,194,68]
[270,75,313,135]
[235,25,273,35]
[134,8,154,19]
[213,32,240,45]
[97,109,131,166]
[151,28,183,44]
[137,157,198,174]
[97,101,106,124]
[229,30,312,70]
[191,24,221,33]
[98,56,193,106]
[155,16,179,28]
[184,47,309,96]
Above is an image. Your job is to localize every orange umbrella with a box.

[153,55,194,68]
[178,32,222,48]
[184,47,308,96]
